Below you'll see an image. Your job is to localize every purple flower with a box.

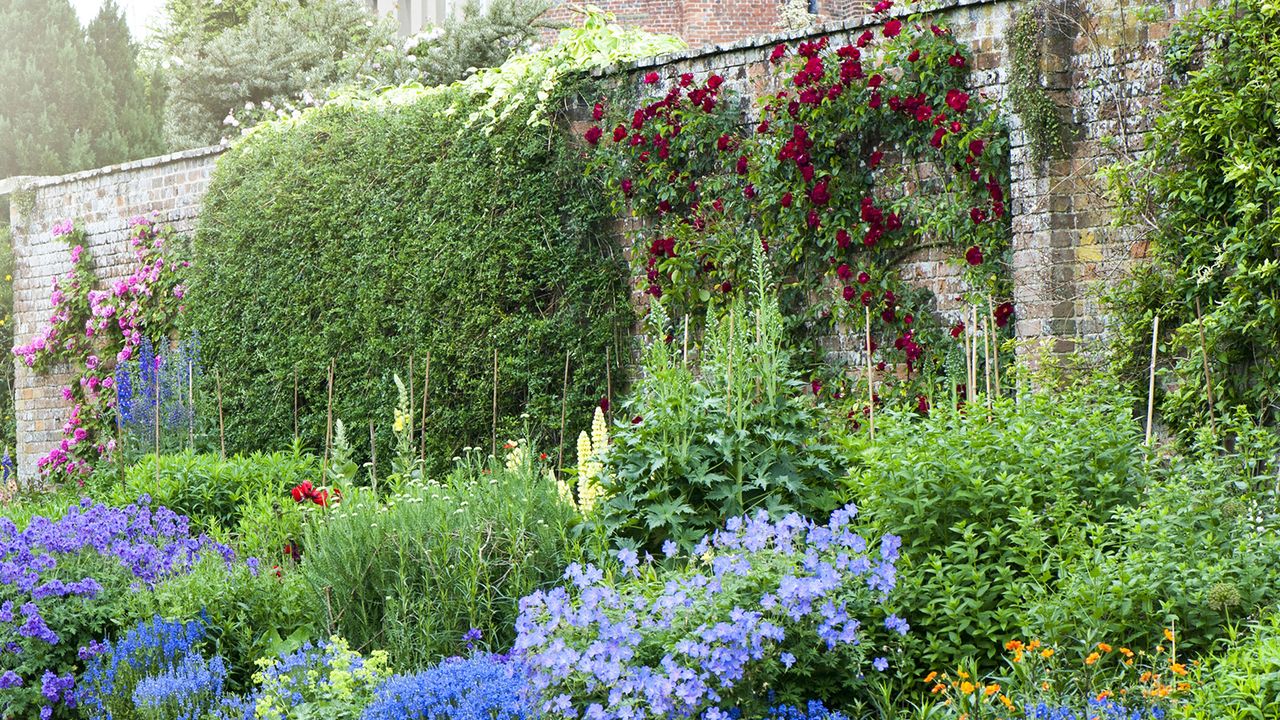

[883,614,909,636]
[872,656,889,671]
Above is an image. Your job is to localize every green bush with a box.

[188,86,628,473]
[602,275,842,553]
[1028,410,1280,658]
[1179,616,1280,720]
[100,449,316,540]
[841,385,1144,676]
[300,446,577,669]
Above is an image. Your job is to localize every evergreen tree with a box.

[87,0,165,164]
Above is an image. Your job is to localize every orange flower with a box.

[1176,682,1190,692]
[1005,640,1024,651]
[958,670,970,680]
[931,683,946,694]
[999,695,1015,710]
[1171,662,1188,677]
[924,671,938,684]
[1040,648,1055,659]
[1097,690,1112,700]
[1119,647,1134,658]
[1097,642,1113,653]
[1028,639,1042,650]
[1085,652,1101,666]
[1163,628,1175,643]
[984,684,1000,696]
[960,681,976,694]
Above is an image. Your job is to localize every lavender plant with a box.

[514,505,906,719]
[0,497,238,719]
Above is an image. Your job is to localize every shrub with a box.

[1179,616,1280,720]
[249,637,390,720]
[1027,411,1280,658]
[841,386,1144,676]
[0,498,238,719]
[602,275,842,553]
[300,446,576,669]
[101,449,316,540]
[514,506,906,718]
[189,83,629,473]
[361,654,533,720]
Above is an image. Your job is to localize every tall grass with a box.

[300,446,577,669]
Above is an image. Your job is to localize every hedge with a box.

[187,88,629,469]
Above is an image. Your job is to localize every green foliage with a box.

[1104,0,1280,435]
[602,266,842,553]
[1028,409,1280,658]
[0,0,161,177]
[1006,2,1067,165]
[100,449,316,539]
[189,83,630,470]
[1179,616,1280,720]
[299,447,576,669]
[250,636,391,720]
[409,0,553,87]
[131,557,321,691]
[842,385,1144,676]
[0,223,13,454]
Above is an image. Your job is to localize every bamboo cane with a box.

[292,366,299,443]
[866,305,875,441]
[154,363,161,486]
[990,298,1001,397]
[984,314,993,415]
[1145,315,1160,446]
[368,420,378,494]
[322,359,334,481]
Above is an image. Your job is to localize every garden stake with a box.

[1145,315,1159,446]
[990,298,1001,397]
[726,313,735,417]
[420,351,430,467]
[368,420,378,494]
[606,345,613,416]
[865,305,874,442]
[969,305,978,406]
[557,350,570,471]
[682,315,689,367]
[188,359,195,451]
[1195,298,1216,433]
[154,366,161,488]
[323,359,334,482]
[983,314,993,415]
[408,354,415,455]
[492,347,498,458]
[215,368,226,460]
[293,366,299,443]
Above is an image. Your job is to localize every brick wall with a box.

[5,147,223,481]
[2,0,1201,480]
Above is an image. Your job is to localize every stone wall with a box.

[1,0,1198,479]
[5,147,223,480]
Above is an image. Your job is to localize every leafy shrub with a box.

[1179,616,1280,720]
[301,448,576,669]
[841,386,1144,676]
[603,276,842,553]
[189,81,629,473]
[1103,0,1280,434]
[129,556,321,691]
[249,637,390,720]
[101,449,316,543]
[361,654,533,720]
[515,506,906,718]
[0,498,238,719]
[1027,411,1280,658]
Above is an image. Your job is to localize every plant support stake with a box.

[865,304,874,441]
[1195,298,1216,433]
[492,347,499,458]
[368,420,378,494]
[1145,315,1159,446]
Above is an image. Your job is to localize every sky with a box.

[70,0,167,40]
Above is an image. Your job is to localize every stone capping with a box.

[0,145,224,196]
[591,0,999,76]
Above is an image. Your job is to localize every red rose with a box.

[857,30,874,47]
[869,73,884,88]
[858,271,870,284]
[930,127,947,148]
[837,263,853,281]
[810,179,831,205]
[950,322,965,338]
[811,379,822,395]
[647,284,662,297]
[736,156,749,175]
[836,229,851,248]
[969,139,986,156]
[720,280,732,293]
[756,120,770,134]
[743,184,757,199]
[781,192,793,208]
[584,126,603,145]
[843,285,856,301]
[916,395,930,415]
[707,74,724,89]
[884,19,902,37]
[612,125,626,142]
[970,207,987,224]
[679,72,694,87]
[592,102,605,121]
[965,245,984,265]
[945,89,969,113]
[644,71,660,84]
[948,54,965,68]
[869,92,882,109]
[994,301,1014,327]
[837,45,859,60]
[599,396,610,413]
[770,44,788,63]
[868,150,884,168]
[620,178,633,196]
[717,134,734,151]
[806,210,821,229]
[860,290,874,306]
[907,49,920,62]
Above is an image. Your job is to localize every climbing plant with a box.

[585,4,1013,416]
[1006,1,1067,165]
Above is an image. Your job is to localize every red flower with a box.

[837,45,859,60]
[584,126,603,145]
[756,120,770,134]
[858,271,870,284]
[945,89,969,114]
[716,134,734,151]
[836,229,851,248]
[290,481,313,503]
[620,178,633,196]
[612,125,627,143]
[969,139,986,156]
[811,379,822,395]
[884,19,902,37]
[930,127,947,148]
[907,49,920,62]
[707,74,724,89]
[836,263,853,281]
[810,179,831,205]
[868,150,884,168]
[643,71,660,84]
[781,192,793,208]
[965,245,984,265]
[599,396,610,413]
[916,394,930,415]
[970,207,987,224]
[647,284,662,297]
[632,415,643,424]
[770,44,788,63]
[313,489,330,506]
[743,184,757,199]
[950,321,965,338]
[869,73,884,89]
[857,30,874,47]
[843,285,856,301]
[869,92,882,109]
[860,290,874,306]
[720,280,732,293]
[592,102,605,121]
[736,156,749,175]
[679,72,694,87]
[994,301,1015,327]
[806,209,821,230]
[948,54,966,68]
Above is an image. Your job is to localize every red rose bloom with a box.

[860,290,874,306]
[869,73,884,88]
[810,179,831,205]
[770,44,788,63]
[679,72,694,87]
[858,271,870,284]
[736,156,749,174]
[620,178,633,196]
[743,184,757,199]
[806,209,821,229]
[969,139,986,156]
[868,150,884,168]
[592,102,605,121]
[706,74,724,89]
[643,71,659,84]
[612,125,626,142]
[843,285,856,301]
[836,229,851,248]
[869,92,882,109]
[720,280,732,293]
[965,245,984,265]
[781,192,793,208]
[884,19,902,37]
[950,321,965,338]
[948,54,966,68]
[836,263,853,281]
[945,89,969,113]
[970,207,987,224]
[584,126,603,145]
[930,127,947,148]
[907,49,920,62]
[916,395,930,415]
[857,30,874,47]
[994,301,1014,327]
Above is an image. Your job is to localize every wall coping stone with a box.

[0,146,224,197]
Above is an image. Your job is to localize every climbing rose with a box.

[965,245,984,265]
[707,74,724,89]
[836,229,851,248]
[950,322,965,338]
[868,150,883,168]
[969,139,986,156]
[584,126,603,145]
[948,54,966,68]
[770,44,787,63]
[843,286,856,301]
[858,271,871,284]
[907,49,920,62]
[613,125,627,142]
[781,192,793,208]
[592,102,605,121]
[945,89,969,113]
[810,179,831,205]
[884,19,902,37]
[643,71,659,84]
[836,263,853,281]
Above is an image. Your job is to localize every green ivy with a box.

[1103,0,1280,436]
[1007,3,1067,165]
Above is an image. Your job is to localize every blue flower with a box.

[362,654,532,720]
[872,656,888,672]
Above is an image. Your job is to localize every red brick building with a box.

[542,0,865,48]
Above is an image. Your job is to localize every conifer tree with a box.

[87,0,165,164]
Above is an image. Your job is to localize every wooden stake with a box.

[865,305,875,441]
[682,316,689,367]
[215,368,226,460]
[188,359,195,451]
[292,366,299,442]
[408,354,415,451]
[726,313,735,417]
[969,306,978,406]
[557,350,570,471]
[154,363,161,486]
[1195,298,1216,433]
[491,348,499,458]
[990,298,1001,397]
[420,351,431,467]
[1145,315,1160,446]
[983,314,993,414]
[368,420,378,494]
[605,345,613,415]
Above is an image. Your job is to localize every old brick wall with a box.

[5,147,223,481]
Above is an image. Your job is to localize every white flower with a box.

[223,113,239,127]
[244,101,255,111]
